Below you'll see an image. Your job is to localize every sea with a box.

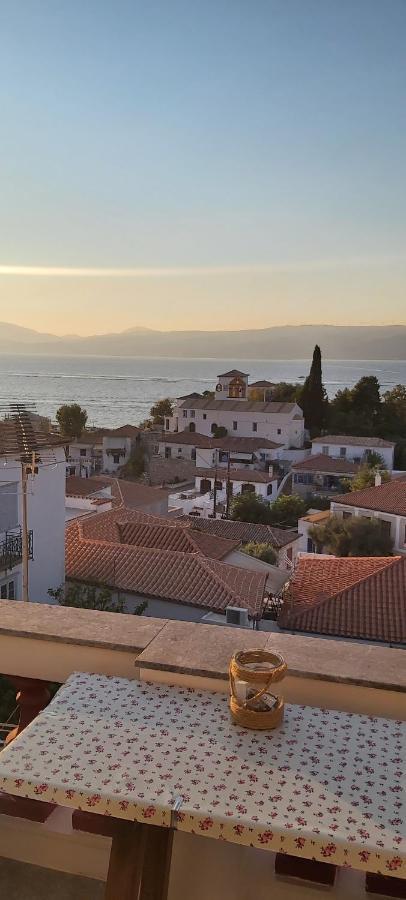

[0,355,405,429]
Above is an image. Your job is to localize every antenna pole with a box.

[21,462,29,603]
[225,450,231,519]
[212,449,218,518]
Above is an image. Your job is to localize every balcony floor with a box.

[0,858,104,900]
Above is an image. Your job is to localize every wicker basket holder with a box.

[229,649,287,730]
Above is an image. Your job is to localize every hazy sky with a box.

[1,0,405,335]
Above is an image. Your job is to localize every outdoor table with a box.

[0,672,404,898]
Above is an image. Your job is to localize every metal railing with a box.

[0,528,33,573]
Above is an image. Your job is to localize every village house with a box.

[65,474,169,521]
[291,453,360,497]
[158,431,282,468]
[66,424,140,477]
[194,467,278,504]
[0,423,66,602]
[165,369,305,448]
[331,475,406,555]
[175,515,300,568]
[311,434,395,470]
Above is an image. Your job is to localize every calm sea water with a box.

[0,355,405,428]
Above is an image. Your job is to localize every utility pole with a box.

[21,462,29,603]
[212,449,218,518]
[225,450,232,519]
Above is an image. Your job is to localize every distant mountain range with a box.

[0,322,405,359]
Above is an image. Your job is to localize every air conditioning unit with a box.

[226,606,249,628]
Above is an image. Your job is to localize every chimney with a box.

[375,471,382,487]
[268,464,274,478]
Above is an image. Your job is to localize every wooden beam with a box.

[104,820,145,900]
[139,825,174,900]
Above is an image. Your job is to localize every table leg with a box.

[104,820,146,900]
[139,824,174,900]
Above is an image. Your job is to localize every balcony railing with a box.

[0,529,33,573]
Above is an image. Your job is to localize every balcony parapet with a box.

[0,600,404,719]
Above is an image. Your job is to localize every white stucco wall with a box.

[312,441,394,470]
[195,474,277,502]
[0,446,66,602]
[170,404,305,448]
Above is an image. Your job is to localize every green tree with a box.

[242,542,277,564]
[48,582,147,615]
[230,493,272,524]
[309,515,394,557]
[348,463,390,493]
[380,385,406,439]
[299,345,328,434]
[212,425,228,438]
[270,382,302,402]
[268,494,308,527]
[150,398,173,426]
[121,444,145,478]
[56,403,88,439]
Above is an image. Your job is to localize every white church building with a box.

[165,369,305,449]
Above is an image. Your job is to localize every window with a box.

[178,448,182,455]
[322,445,329,455]
[252,422,258,432]
[211,423,218,434]
[339,447,347,457]
[165,447,171,459]
[343,511,352,520]
[188,422,196,433]
[233,421,237,431]
[113,454,120,465]
[307,538,315,553]
[8,581,15,600]
[380,520,392,536]
[214,480,223,491]
[277,428,282,435]
[241,483,255,494]
[267,483,273,496]
[0,585,7,599]
[165,419,170,430]
[191,449,196,461]
[183,410,188,418]
[203,413,207,420]
[190,410,195,418]
[80,448,87,457]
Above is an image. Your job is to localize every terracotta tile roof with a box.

[162,432,281,451]
[66,476,111,498]
[300,510,331,525]
[292,453,360,475]
[177,515,299,549]
[217,369,249,377]
[81,476,169,510]
[178,398,298,414]
[65,513,266,617]
[117,520,239,560]
[312,435,395,449]
[333,479,406,516]
[279,556,406,643]
[195,467,276,484]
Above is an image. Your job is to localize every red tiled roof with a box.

[66,476,111,498]
[195,467,276,484]
[333,479,406,516]
[279,556,406,643]
[217,369,249,377]
[178,398,298,414]
[66,512,266,617]
[162,432,281,450]
[118,520,239,560]
[177,515,299,549]
[312,435,395,449]
[292,454,359,475]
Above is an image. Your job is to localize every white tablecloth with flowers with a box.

[0,672,404,878]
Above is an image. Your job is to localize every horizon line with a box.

[1,254,406,278]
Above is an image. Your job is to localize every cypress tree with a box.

[299,344,327,434]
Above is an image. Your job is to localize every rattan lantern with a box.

[229,649,287,730]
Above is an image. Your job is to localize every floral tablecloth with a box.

[0,672,404,877]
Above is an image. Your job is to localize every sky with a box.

[0,0,405,335]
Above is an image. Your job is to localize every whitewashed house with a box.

[165,369,305,449]
[311,435,395,470]
[0,430,66,602]
[158,432,282,468]
[194,467,278,503]
[66,425,140,476]
[331,477,406,555]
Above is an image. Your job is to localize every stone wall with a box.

[146,455,196,486]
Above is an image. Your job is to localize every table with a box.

[0,672,404,891]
